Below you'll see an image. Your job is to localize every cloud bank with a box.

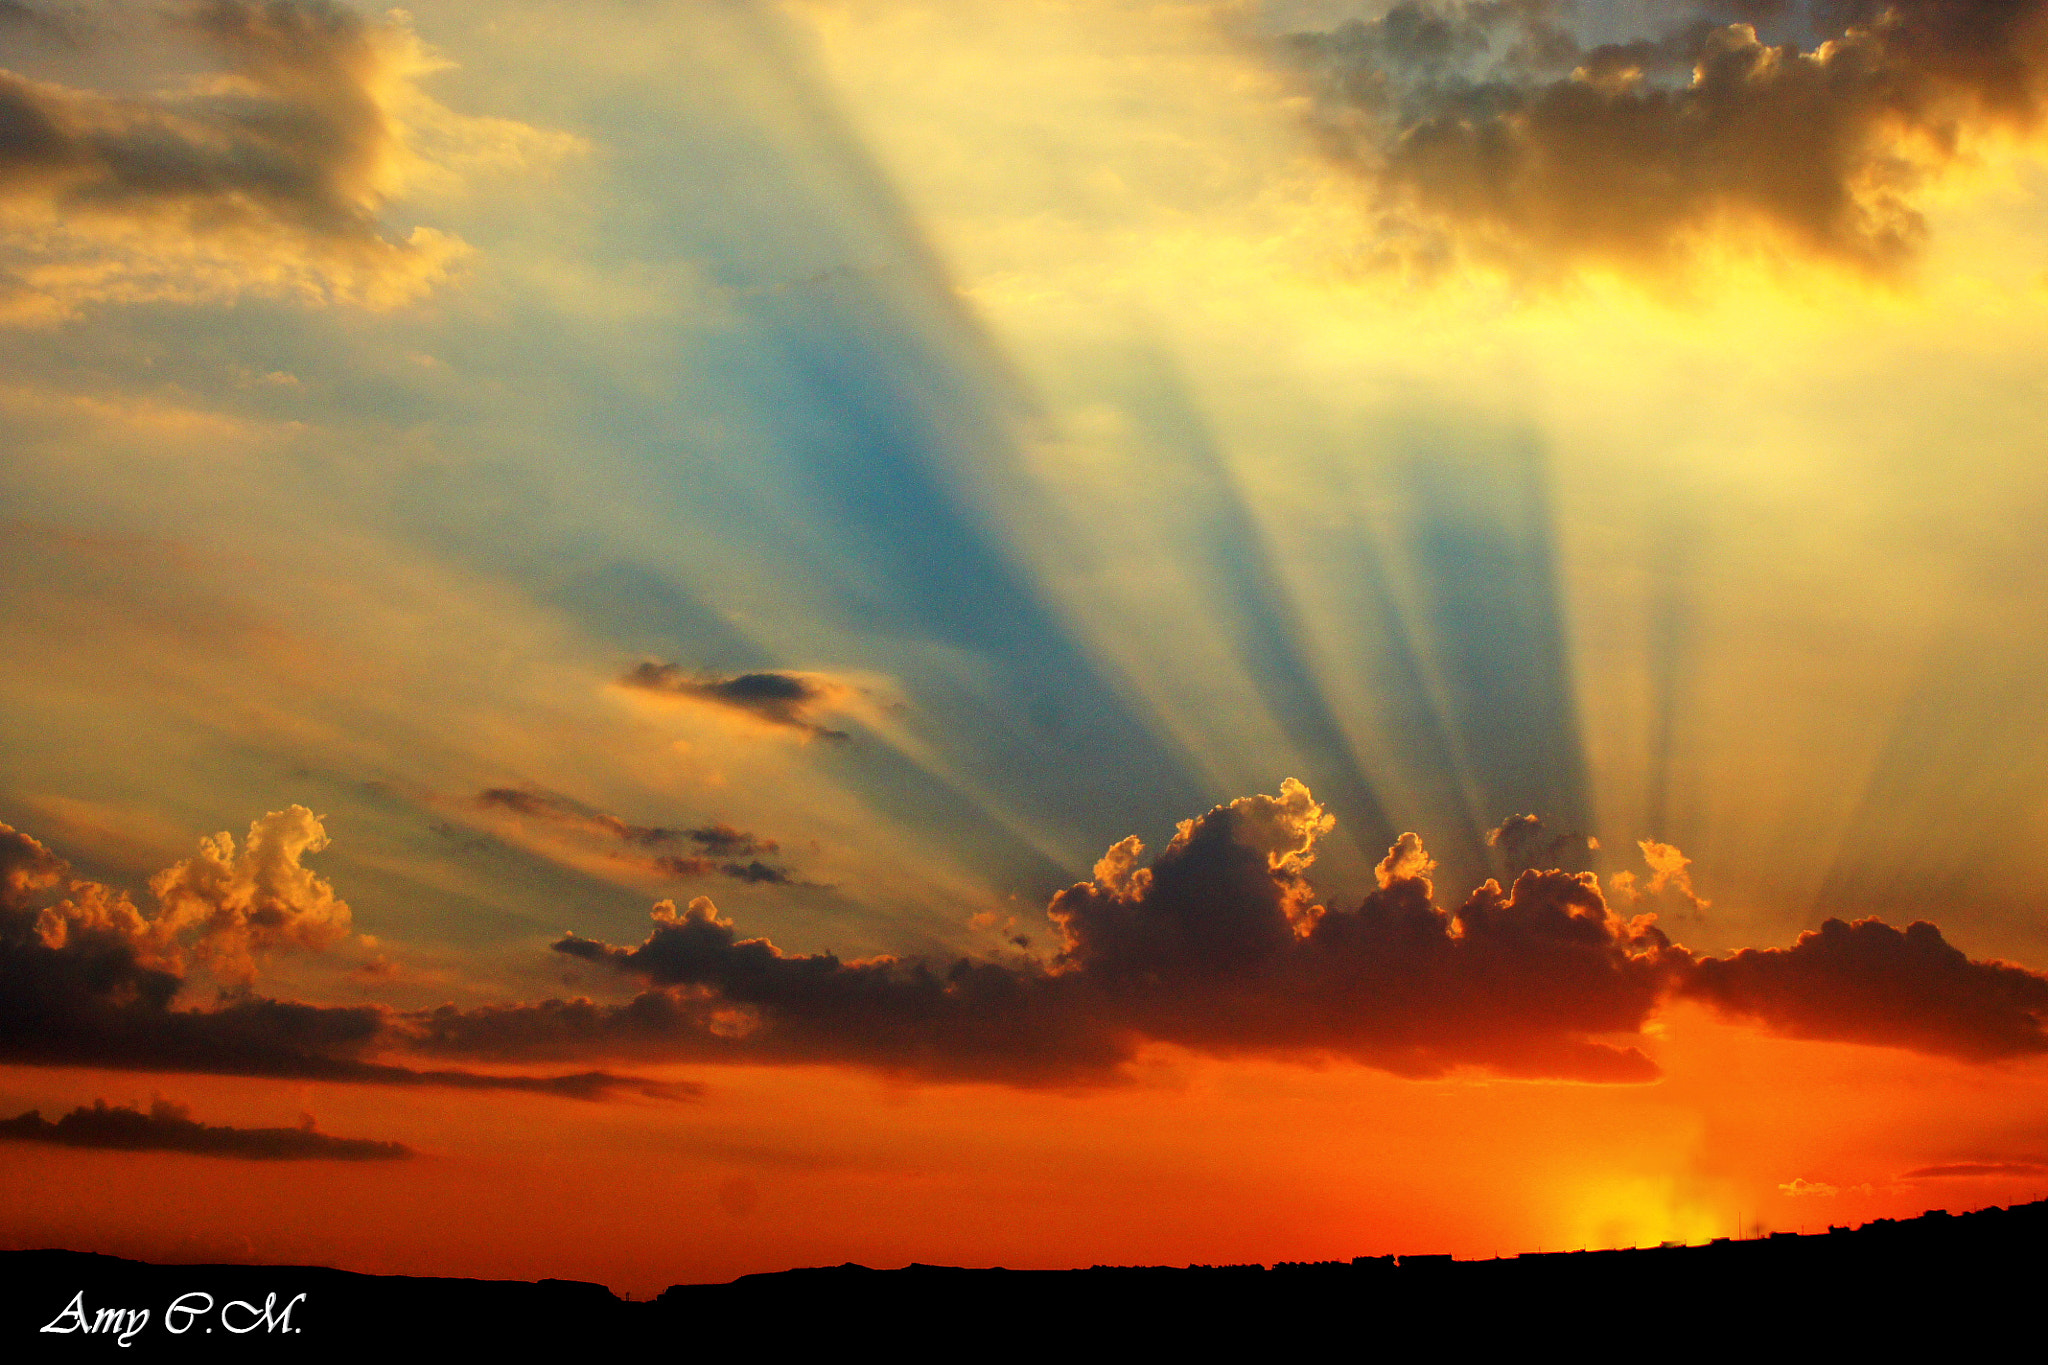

[9,782,2048,1091]
[510,780,2048,1083]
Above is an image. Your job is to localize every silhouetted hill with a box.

[8,1197,2043,1352]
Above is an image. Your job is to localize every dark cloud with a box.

[1484,812,1594,872]
[474,787,793,884]
[0,819,682,1100]
[14,792,2048,1094]
[421,782,2048,1086]
[620,664,852,741]
[1486,813,1544,847]
[423,782,1683,1084]
[1680,916,2048,1060]
[1284,0,2048,274]
[1040,790,1681,1081]
[0,1097,410,1159]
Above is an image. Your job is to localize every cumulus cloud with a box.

[0,817,677,1098]
[145,806,353,979]
[1484,812,1595,871]
[421,780,2048,1085]
[14,786,2048,1093]
[0,0,578,320]
[1681,916,2048,1060]
[450,780,1684,1083]
[21,806,349,984]
[475,787,795,885]
[619,664,853,741]
[0,819,65,900]
[0,1096,410,1159]
[1283,0,2048,275]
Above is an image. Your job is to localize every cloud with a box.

[1609,838,1711,917]
[477,789,777,855]
[1283,0,2048,276]
[0,1097,410,1159]
[1042,781,1682,1080]
[1680,916,2048,1060]
[645,857,794,885]
[22,806,349,984]
[1484,812,1595,871]
[619,664,853,741]
[439,781,2048,1086]
[144,806,354,980]
[0,817,682,1098]
[436,780,1684,1084]
[14,789,2048,1094]
[474,787,795,885]
[0,0,577,320]
[0,819,66,900]
[1486,813,1544,848]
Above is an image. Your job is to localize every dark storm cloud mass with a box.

[0,820,678,1099]
[1284,0,2048,272]
[0,1097,409,1159]
[475,787,794,883]
[619,664,853,742]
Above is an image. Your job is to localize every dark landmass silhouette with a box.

[7,1196,2043,1352]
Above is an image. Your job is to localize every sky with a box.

[5,0,2048,1295]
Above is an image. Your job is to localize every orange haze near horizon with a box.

[7,1004,2046,1297]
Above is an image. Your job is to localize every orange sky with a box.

[8,1003,2047,1295]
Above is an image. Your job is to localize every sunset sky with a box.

[6,0,2048,1296]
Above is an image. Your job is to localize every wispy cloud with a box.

[474,787,798,885]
